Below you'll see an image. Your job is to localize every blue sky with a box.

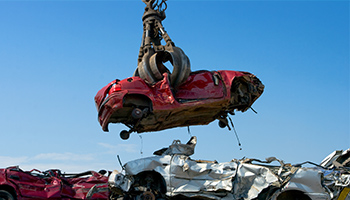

[0,0,348,173]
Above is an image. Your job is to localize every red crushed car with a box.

[0,166,108,200]
[95,70,264,140]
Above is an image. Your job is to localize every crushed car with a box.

[94,0,264,140]
[95,70,264,140]
[0,166,109,200]
[107,136,350,200]
[319,148,350,200]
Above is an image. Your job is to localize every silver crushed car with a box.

[107,137,350,200]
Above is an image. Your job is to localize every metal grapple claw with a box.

[135,0,191,88]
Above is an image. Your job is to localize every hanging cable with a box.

[250,107,258,114]
[139,134,144,157]
[116,155,125,171]
[228,116,242,150]
[187,126,192,137]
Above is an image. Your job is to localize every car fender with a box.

[217,70,247,89]
[0,185,18,200]
[0,168,21,199]
[0,183,18,199]
[132,171,167,194]
[125,73,178,109]
[269,168,331,200]
[99,90,128,131]
[95,80,118,109]
[233,163,279,200]
[124,155,172,176]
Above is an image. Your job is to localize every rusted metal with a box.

[134,0,191,88]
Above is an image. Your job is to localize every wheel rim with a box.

[132,108,143,119]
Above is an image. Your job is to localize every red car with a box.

[95,70,264,140]
[0,166,108,200]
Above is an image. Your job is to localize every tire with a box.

[218,120,227,128]
[0,190,15,200]
[139,191,155,200]
[128,173,166,200]
[120,130,130,140]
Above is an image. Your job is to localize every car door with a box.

[174,71,225,102]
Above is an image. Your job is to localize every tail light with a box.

[110,83,122,93]
[95,79,121,110]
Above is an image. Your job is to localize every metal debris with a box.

[107,137,350,200]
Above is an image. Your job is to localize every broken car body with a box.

[94,0,264,140]
[95,70,264,140]
[108,137,350,200]
[0,166,108,200]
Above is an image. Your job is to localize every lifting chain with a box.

[134,0,191,88]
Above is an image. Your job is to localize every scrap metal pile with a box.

[106,138,350,200]
[0,167,109,199]
[91,1,350,200]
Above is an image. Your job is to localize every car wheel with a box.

[218,120,227,128]
[120,130,130,140]
[0,190,15,200]
[139,191,155,200]
[129,173,167,200]
[131,108,143,119]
